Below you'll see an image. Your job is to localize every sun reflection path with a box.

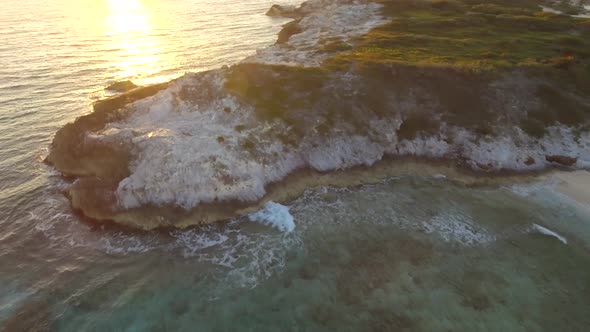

[104,0,171,84]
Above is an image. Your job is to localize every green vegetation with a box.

[522,81,590,137]
[225,64,327,120]
[327,0,590,137]
[319,38,354,53]
[225,0,590,140]
[325,0,590,71]
[396,111,441,140]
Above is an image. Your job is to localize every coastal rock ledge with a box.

[47,0,590,229]
[266,4,301,18]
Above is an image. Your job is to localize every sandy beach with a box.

[553,170,590,210]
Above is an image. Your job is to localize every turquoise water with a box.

[2,176,590,331]
[1,0,590,330]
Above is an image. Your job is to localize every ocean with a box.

[1,0,590,331]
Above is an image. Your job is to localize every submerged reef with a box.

[47,0,590,229]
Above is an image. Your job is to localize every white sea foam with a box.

[532,224,568,244]
[541,1,590,17]
[248,201,296,232]
[245,0,388,66]
[95,71,589,210]
[34,178,301,291]
[577,158,590,168]
[96,72,304,209]
[395,126,590,171]
[31,196,300,289]
[423,212,496,246]
[540,5,564,14]
[96,73,385,209]
[100,233,159,255]
[30,196,162,254]
[79,1,590,211]
[303,135,384,171]
[170,220,302,289]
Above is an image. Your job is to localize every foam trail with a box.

[248,202,295,232]
[532,224,567,245]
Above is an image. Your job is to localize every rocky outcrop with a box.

[95,81,170,112]
[46,0,590,230]
[248,0,387,66]
[266,4,301,18]
[276,20,302,44]
[105,80,138,93]
[524,157,536,166]
[46,62,590,229]
[546,155,578,166]
[45,81,173,186]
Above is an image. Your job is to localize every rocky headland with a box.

[47,0,590,229]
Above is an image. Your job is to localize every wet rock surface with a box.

[266,4,301,18]
[546,155,578,166]
[105,80,138,93]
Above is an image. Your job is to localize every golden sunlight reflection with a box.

[104,0,173,84]
[105,0,151,35]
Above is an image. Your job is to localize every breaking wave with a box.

[248,201,296,232]
[30,193,302,289]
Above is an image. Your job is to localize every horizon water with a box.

[1,0,590,331]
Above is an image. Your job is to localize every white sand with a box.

[553,171,590,209]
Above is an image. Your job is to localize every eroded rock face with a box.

[524,157,536,166]
[546,155,578,166]
[47,0,590,229]
[276,20,303,44]
[47,63,590,229]
[266,4,300,18]
[106,80,138,93]
[46,82,171,179]
[247,0,388,66]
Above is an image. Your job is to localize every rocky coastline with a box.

[47,0,590,229]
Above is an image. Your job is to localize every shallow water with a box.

[0,0,295,221]
[2,176,590,331]
[1,0,590,331]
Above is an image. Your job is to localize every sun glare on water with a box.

[105,0,152,35]
[103,0,173,84]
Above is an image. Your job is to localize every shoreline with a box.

[552,170,590,210]
[48,0,590,230]
[67,156,566,231]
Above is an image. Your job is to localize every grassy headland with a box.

[228,0,590,139]
[47,0,590,228]
[327,0,590,71]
